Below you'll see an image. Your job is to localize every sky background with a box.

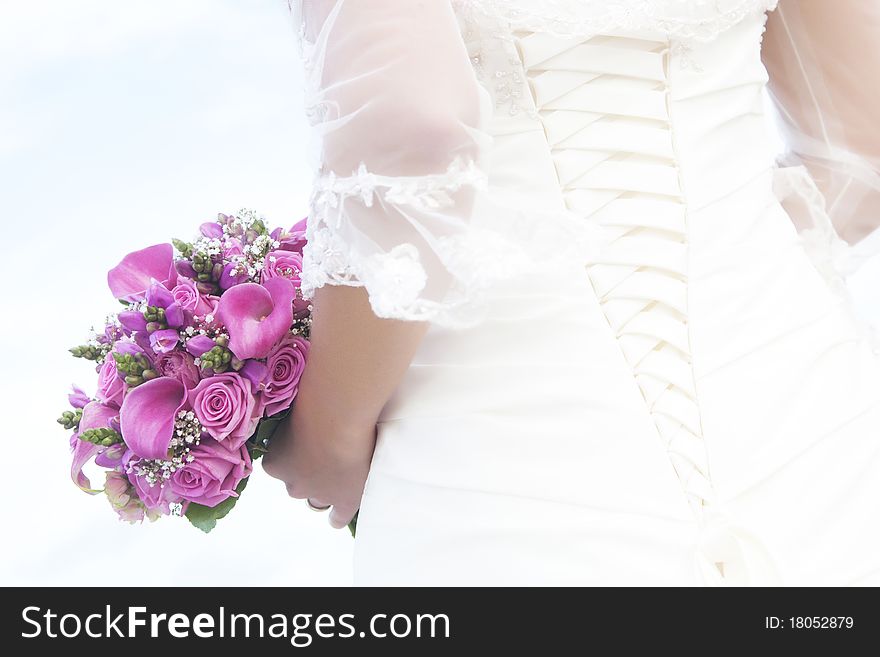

[0,0,355,586]
[2,0,880,587]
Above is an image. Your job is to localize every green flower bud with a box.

[57,408,84,431]
[192,252,212,274]
[143,306,167,329]
[69,344,107,361]
[198,343,236,374]
[172,238,193,259]
[79,427,124,447]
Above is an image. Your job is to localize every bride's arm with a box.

[263,286,428,529]
[763,0,880,246]
[262,0,488,528]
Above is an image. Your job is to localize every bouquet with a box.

[58,210,319,533]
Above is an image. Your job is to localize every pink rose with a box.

[96,359,124,408]
[169,437,252,507]
[171,279,214,317]
[261,335,309,417]
[188,372,260,445]
[204,295,220,319]
[154,350,202,389]
[261,250,303,285]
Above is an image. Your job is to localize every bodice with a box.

[453,3,781,520]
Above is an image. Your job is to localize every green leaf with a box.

[184,477,249,533]
[248,409,291,461]
[348,512,358,538]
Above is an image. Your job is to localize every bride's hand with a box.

[262,402,374,529]
[260,285,429,529]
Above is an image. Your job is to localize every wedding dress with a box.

[290,0,880,585]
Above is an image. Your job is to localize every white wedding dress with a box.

[291,0,880,585]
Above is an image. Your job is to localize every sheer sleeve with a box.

[763,0,880,255]
[291,0,495,325]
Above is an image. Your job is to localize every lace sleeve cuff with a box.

[299,158,491,324]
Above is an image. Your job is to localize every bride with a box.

[262,0,880,585]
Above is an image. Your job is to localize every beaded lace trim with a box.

[463,0,778,42]
[311,159,487,223]
[300,159,490,322]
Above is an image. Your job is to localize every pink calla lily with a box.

[107,244,176,302]
[217,278,295,360]
[119,377,188,460]
[71,402,120,493]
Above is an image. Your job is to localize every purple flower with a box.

[68,386,91,410]
[127,331,151,354]
[278,218,308,253]
[154,350,201,389]
[175,259,198,279]
[107,244,177,302]
[95,443,129,469]
[217,278,296,361]
[96,358,125,407]
[118,310,148,333]
[200,222,224,239]
[185,335,216,358]
[127,470,183,516]
[149,329,180,354]
[222,241,244,259]
[169,437,252,508]
[114,340,148,358]
[188,372,260,446]
[146,282,184,328]
[146,282,173,308]
[71,402,119,493]
[261,250,303,286]
[119,377,188,460]
[261,334,309,417]
[100,323,125,347]
[219,262,249,291]
[105,470,160,523]
[239,360,268,390]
